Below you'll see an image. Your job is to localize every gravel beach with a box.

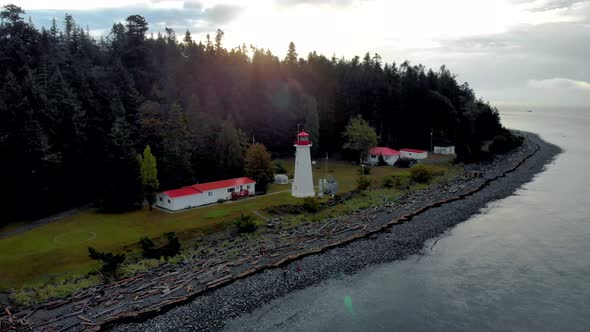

[111,132,561,332]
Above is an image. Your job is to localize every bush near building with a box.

[394,157,414,168]
[410,164,447,183]
[234,214,258,234]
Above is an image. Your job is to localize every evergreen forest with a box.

[0,5,509,222]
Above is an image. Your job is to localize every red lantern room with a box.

[295,131,311,146]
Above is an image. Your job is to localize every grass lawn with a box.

[0,156,456,290]
[267,158,414,193]
[0,192,300,289]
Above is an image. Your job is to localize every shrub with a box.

[140,232,181,260]
[456,143,494,163]
[377,154,388,166]
[234,214,257,234]
[356,175,372,191]
[120,259,160,278]
[357,166,371,175]
[302,197,320,213]
[394,157,413,168]
[273,160,287,174]
[409,164,446,183]
[140,236,156,257]
[382,176,395,188]
[489,131,524,154]
[161,232,181,258]
[88,247,125,275]
[410,165,432,183]
[217,198,226,203]
[10,275,101,306]
[383,175,409,189]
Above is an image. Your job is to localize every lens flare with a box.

[344,295,354,316]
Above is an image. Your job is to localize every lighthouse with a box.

[292,131,315,198]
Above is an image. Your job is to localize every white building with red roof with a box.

[365,147,401,166]
[400,148,428,160]
[155,177,256,211]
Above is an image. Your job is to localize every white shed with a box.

[434,146,455,155]
[400,148,428,160]
[274,174,289,184]
[156,177,256,211]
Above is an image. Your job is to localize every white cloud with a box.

[528,77,590,90]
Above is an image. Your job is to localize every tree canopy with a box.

[245,143,274,193]
[138,145,159,211]
[342,116,379,163]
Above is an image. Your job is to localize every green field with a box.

[0,157,454,290]
[267,157,414,193]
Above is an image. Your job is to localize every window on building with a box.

[208,192,213,196]
[371,155,377,159]
[167,199,171,203]
[159,197,162,201]
[247,185,251,189]
[227,188,235,193]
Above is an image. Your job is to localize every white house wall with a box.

[156,182,256,211]
[200,183,255,205]
[156,193,203,211]
[365,155,400,166]
[434,146,455,155]
[401,151,428,160]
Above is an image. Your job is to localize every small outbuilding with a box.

[434,146,455,155]
[156,177,256,211]
[400,148,428,160]
[274,174,289,184]
[365,147,401,166]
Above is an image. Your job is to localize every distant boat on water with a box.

[527,109,533,112]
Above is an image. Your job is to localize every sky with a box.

[2,0,589,108]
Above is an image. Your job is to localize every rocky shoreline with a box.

[0,132,560,332]
[112,132,560,332]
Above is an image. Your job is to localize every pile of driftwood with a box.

[0,308,31,332]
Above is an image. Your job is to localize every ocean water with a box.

[223,107,590,331]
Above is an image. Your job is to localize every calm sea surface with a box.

[224,107,590,331]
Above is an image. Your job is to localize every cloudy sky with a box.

[2,0,589,107]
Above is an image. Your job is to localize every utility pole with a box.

[430,128,434,152]
[325,152,328,179]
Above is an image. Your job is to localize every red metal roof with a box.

[297,131,309,137]
[369,147,400,156]
[163,187,200,198]
[401,148,427,153]
[191,177,256,192]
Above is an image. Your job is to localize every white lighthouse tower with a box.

[292,131,315,198]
